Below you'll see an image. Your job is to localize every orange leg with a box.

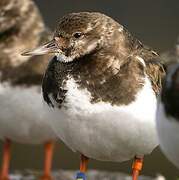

[80,154,89,173]
[76,154,89,180]
[132,156,144,180]
[40,141,54,180]
[0,139,11,180]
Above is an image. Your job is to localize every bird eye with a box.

[73,32,83,39]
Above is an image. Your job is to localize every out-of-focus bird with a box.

[0,0,57,179]
[161,37,179,66]
[23,12,165,180]
[156,39,179,169]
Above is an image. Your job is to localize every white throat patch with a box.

[55,53,73,63]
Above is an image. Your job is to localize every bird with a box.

[0,0,57,179]
[23,12,165,180]
[156,41,179,169]
[161,36,179,66]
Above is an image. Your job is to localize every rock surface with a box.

[9,170,165,180]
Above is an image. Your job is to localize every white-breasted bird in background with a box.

[0,0,57,179]
[156,40,179,169]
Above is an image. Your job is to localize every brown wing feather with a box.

[145,59,165,95]
[139,48,165,95]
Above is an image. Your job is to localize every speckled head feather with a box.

[50,12,124,62]
[52,12,144,63]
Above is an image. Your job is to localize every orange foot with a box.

[40,175,53,180]
[0,175,9,180]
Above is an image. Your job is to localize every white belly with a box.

[156,103,179,169]
[0,83,56,144]
[48,77,158,162]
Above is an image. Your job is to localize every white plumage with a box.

[47,76,158,162]
[0,83,56,144]
[156,102,179,169]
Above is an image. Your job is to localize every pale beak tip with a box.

[21,40,60,56]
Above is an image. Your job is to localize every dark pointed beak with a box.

[21,39,62,56]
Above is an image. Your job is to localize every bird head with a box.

[22,12,125,62]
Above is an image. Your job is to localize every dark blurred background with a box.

[35,0,179,52]
[1,0,179,179]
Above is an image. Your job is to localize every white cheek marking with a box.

[136,56,146,67]
[86,41,98,54]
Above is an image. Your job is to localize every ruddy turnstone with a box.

[156,46,179,169]
[161,37,179,66]
[23,12,165,180]
[0,0,57,179]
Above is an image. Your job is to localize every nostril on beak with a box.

[46,41,57,48]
